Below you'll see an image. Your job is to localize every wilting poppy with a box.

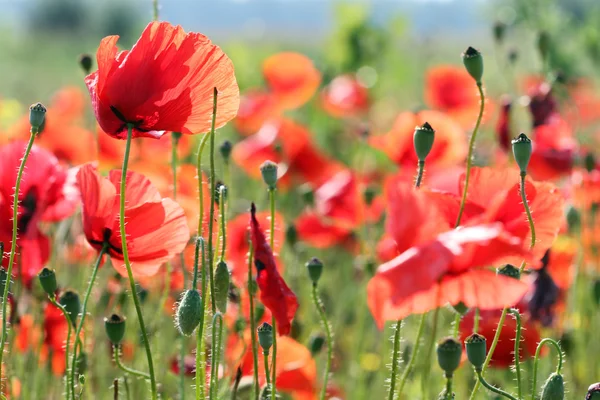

[234,89,281,135]
[263,52,321,110]
[369,110,466,168]
[76,164,189,277]
[250,204,298,335]
[321,74,369,118]
[85,21,239,139]
[0,141,78,286]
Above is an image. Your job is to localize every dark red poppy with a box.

[528,117,577,181]
[0,141,78,286]
[76,164,189,277]
[249,204,298,335]
[85,21,239,139]
[321,74,369,118]
[524,79,558,127]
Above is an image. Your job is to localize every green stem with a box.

[197,133,210,237]
[263,351,271,387]
[520,172,536,249]
[120,124,157,399]
[445,375,453,399]
[452,313,461,338]
[247,244,259,400]
[477,370,519,400]
[0,131,36,386]
[124,377,132,400]
[531,338,563,400]
[195,239,206,400]
[268,188,277,400]
[207,88,219,314]
[49,297,73,400]
[473,308,480,333]
[508,309,523,399]
[397,313,427,395]
[209,313,223,399]
[415,160,425,188]
[152,0,158,20]
[455,82,485,227]
[312,283,333,400]
[421,307,440,399]
[387,320,402,400]
[70,246,107,397]
[219,187,227,262]
[113,345,150,379]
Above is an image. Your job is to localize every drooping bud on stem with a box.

[462,47,484,84]
[511,133,532,174]
[540,372,564,400]
[38,268,57,296]
[59,290,80,327]
[175,289,202,336]
[104,314,126,344]
[260,160,278,190]
[465,333,487,371]
[436,337,462,377]
[214,261,230,313]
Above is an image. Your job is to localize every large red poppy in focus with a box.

[85,21,239,139]
[76,164,189,277]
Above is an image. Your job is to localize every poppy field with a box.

[2,1,600,399]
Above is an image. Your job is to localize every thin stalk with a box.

[263,351,271,387]
[0,131,36,384]
[207,88,219,314]
[452,313,461,338]
[119,124,157,399]
[219,187,227,262]
[48,297,73,400]
[477,370,519,400]
[113,345,150,379]
[268,188,277,400]
[415,160,425,188]
[455,83,485,227]
[520,172,536,249]
[531,338,563,400]
[152,0,159,20]
[508,309,523,399]
[113,378,119,400]
[473,308,480,333]
[196,133,210,236]
[70,245,107,397]
[195,239,206,400]
[446,375,453,398]
[247,244,259,400]
[420,307,440,399]
[397,313,427,395]
[124,377,132,400]
[312,283,333,400]
[209,313,223,399]
[387,320,402,400]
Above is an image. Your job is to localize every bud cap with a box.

[38,268,58,296]
[219,140,233,162]
[79,54,93,74]
[497,264,521,280]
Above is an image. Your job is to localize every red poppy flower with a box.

[523,78,558,127]
[368,224,530,328]
[369,110,466,168]
[76,164,189,277]
[321,74,369,118]
[0,141,78,286]
[234,89,281,135]
[85,21,239,139]
[263,52,321,110]
[250,204,298,335]
[42,300,81,375]
[424,65,491,129]
[528,117,577,181]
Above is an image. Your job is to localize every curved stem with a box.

[531,338,563,400]
[455,83,485,227]
[0,131,36,386]
[520,172,536,249]
[209,313,223,399]
[477,370,519,400]
[415,160,425,189]
[268,188,278,400]
[397,313,427,395]
[387,320,402,400]
[113,345,150,379]
[70,246,107,397]
[120,124,157,399]
[195,239,207,400]
[49,297,73,400]
[247,244,259,400]
[508,308,523,399]
[312,283,333,400]
[207,88,219,314]
[421,307,440,399]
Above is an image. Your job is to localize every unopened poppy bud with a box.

[538,31,551,62]
[285,225,298,247]
[465,333,487,371]
[234,317,246,335]
[59,290,80,327]
[260,160,278,190]
[451,302,469,315]
[79,54,93,74]
[566,206,581,233]
[299,183,314,206]
[29,102,47,133]
[257,322,273,352]
[584,152,596,172]
[462,47,484,84]
[104,314,126,344]
[540,372,564,400]
[214,261,230,313]
[308,333,326,356]
[592,280,600,306]
[493,21,506,44]
[413,122,436,161]
[249,279,258,297]
[175,289,202,336]
[511,133,532,174]
[364,185,377,206]
[76,352,88,375]
[219,140,232,162]
[306,257,324,284]
[497,264,521,280]
[586,383,600,399]
[437,337,462,377]
[38,268,57,296]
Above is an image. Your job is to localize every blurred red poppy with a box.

[0,141,78,286]
[76,164,189,277]
[85,21,239,139]
[321,74,369,118]
[263,52,321,110]
[234,89,281,135]
[528,117,577,181]
[250,204,298,335]
[42,300,82,375]
[496,96,512,152]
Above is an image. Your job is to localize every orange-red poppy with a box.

[42,300,82,375]
[0,141,79,286]
[263,52,321,110]
[566,78,600,126]
[369,110,466,168]
[85,21,239,139]
[321,75,369,118]
[234,89,281,135]
[76,164,190,277]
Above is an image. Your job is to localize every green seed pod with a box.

[78,54,93,74]
[586,383,600,399]
[512,133,533,174]
[214,261,230,313]
[413,122,436,161]
[257,322,273,352]
[497,264,521,280]
[259,160,278,190]
[593,280,600,306]
[234,317,246,336]
[566,206,581,233]
[76,352,88,375]
[308,333,326,356]
[29,103,47,133]
[285,225,298,247]
[78,374,86,386]
[104,314,126,344]
[465,333,487,371]
[175,289,202,336]
[306,257,324,284]
[59,290,81,327]
[219,140,233,162]
[254,302,265,323]
[437,337,462,377]
[38,268,58,296]
[462,47,484,84]
[451,302,469,315]
[540,372,564,400]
